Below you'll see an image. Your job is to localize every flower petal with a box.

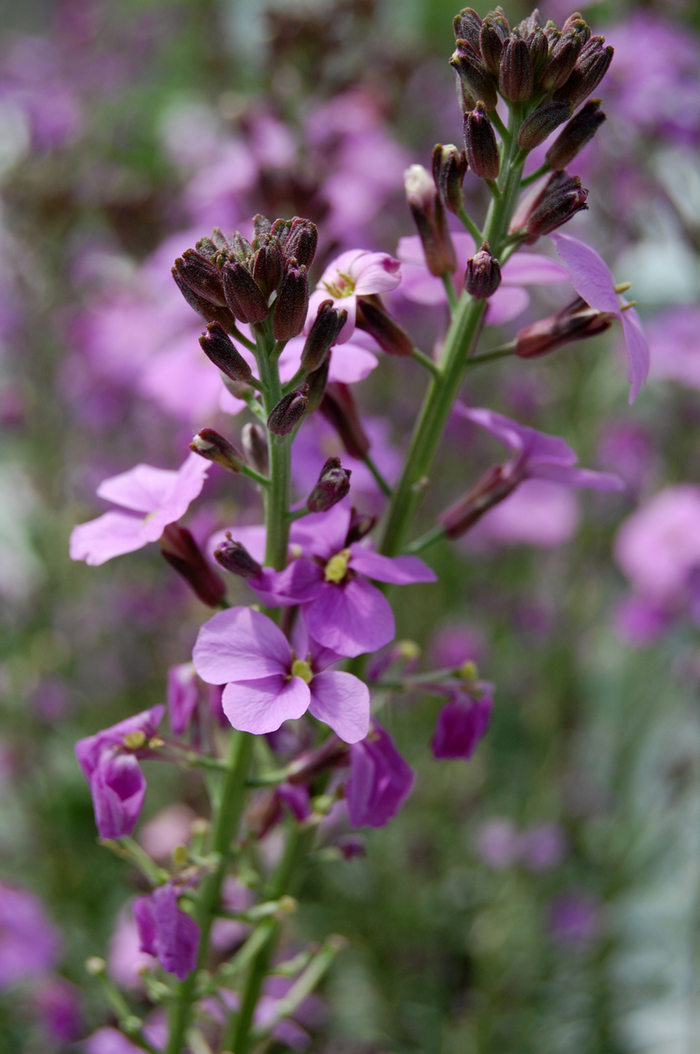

[69,511,149,565]
[550,232,620,315]
[352,253,402,296]
[249,559,325,607]
[328,342,379,384]
[348,547,436,585]
[96,464,177,513]
[193,607,290,684]
[309,671,370,743]
[501,253,569,285]
[290,504,352,560]
[621,305,650,404]
[304,578,394,658]
[484,285,530,324]
[222,675,310,734]
[534,464,625,490]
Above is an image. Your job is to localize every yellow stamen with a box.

[397,640,421,660]
[620,300,637,311]
[458,660,479,681]
[324,547,351,583]
[123,731,146,750]
[291,658,313,684]
[614,281,632,294]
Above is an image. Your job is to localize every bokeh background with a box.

[2,0,700,1050]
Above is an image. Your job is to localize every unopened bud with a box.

[453,8,483,49]
[160,524,226,607]
[404,164,457,276]
[251,239,284,298]
[498,37,533,102]
[439,465,518,537]
[301,300,347,372]
[356,297,414,357]
[319,382,370,461]
[252,214,273,244]
[85,957,106,976]
[514,296,612,358]
[172,268,236,331]
[281,218,318,269]
[222,260,269,324]
[307,456,352,513]
[554,36,613,110]
[432,144,468,214]
[174,251,227,307]
[305,357,330,414]
[198,322,253,383]
[464,242,501,299]
[511,170,588,242]
[241,422,268,476]
[214,533,263,578]
[272,263,309,341]
[267,385,309,436]
[517,100,571,151]
[346,508,376,544]
[463,104,500,181]
[539,32,582,93]
[190,428,244,473]
[479,15,508,75]
[172,845,188,866]
[545,100,606,170]
[450,44,498,112]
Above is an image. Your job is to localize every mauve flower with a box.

[397,233,569,324]
[429,622,485,670]
[278,330,380,386]
[612,595,671,647]
[70,452,209,565]
[134,884,199,981]
[306,250,402,345]
[519,824,566,872]
[167,662,199,736]
[647,306,700,390]
[247,503,436,658]
[345,722,415,828]
[468,478,580,548]
[139,804,196,861]
[193,606,370,742]
[85,1018,166,1054]
[431,690,493,760]
[36,978,82,1042]
[551,232,650,403]
[0,883,61,987]
[475,820,520,869]
[108,908,156,990]
[548,892,602,945]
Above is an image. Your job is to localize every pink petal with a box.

[550,232,620,315]
[485,285,530,324]
[249,560,325,607]
[501,252,569,285]
[193,607,290,684]
[304,578,395,658]
[328,343,378,384]
[290,616,345,671]
[219,387,248,416]
[222,675,310,734]
[161,452,211,523]
[69,511,149,565]
[309,671,370,743]
[348,547,437,585]
[290,504,352,560]
[97,464,177,514]
[352,253,402,296]
[533,463,625,490]
[621,306,650,404]
[398,264,450,306]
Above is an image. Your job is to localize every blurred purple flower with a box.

[519,824,567,872]
[429,621,485,670]
[279,330,380,386]
[134,884,199,981]
[467,478,580,548]
[548,891,602,945]
[0,883,61,987]
[36,978,82,1042]
[474,820,520,870]
[108,908,156,990]
[85,1017,166,1054]
[647,306,700,390]
[167,663,199,736]
[612,595,671,647]
[306,250,402,344]
[346,721,415,828]
[139,804,196,861]
[597,421,654,495]
[431,691,493,760]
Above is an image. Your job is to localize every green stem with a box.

[457,205,483,245]
[465,345,516,370]
[521,160,550,187]
[411,347,441,377]
[441,273,459,314]
[239,463,271,488]
[404,523,445,555]
[363,454,392,498]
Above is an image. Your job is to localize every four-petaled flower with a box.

[306,250,402,345]
[134,884,199,981]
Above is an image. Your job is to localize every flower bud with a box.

[450,44,498,111]
[463,104,500,181]
[281,218,318,269]
[251,239,284,298]
[190,428,245,473]
[267,384,309,437]
[174,251,227,306]
[439,465,517,538]
[453,8,483,49]
[172,268,235,331]
[554,37,613,110]
[346,508,377,544]
[252,214,272,244]
[514,297,612,358]
[319,382,370,461]
[198,322,253,383]
[510,170,588,242]
[498,37,533,102]
[356,296,414,357]
[241,422,269,475]
[404,164,457,276]
[545,99,606,170]
[221,260,269,324]
[301,300,348,372]
[214,533,263,578]
[517,100,571,151]
[464,243,502,299]
[305,357,330,414]
[272,263,309,341]
[479,13,509,75]
[160,524,226,607]
[307,456,352,513]
[539,32,582,93]
[432,144,468,214]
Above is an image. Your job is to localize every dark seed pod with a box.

[301,300,347,372]
[498,37,534,102]
[190,428,245,473]
[464,243,502,299]
[432,143,468,214]
[545,100,606,170]
[356,297,414,357]
[319,382,370,460]
[172,268,236,331]
[160,525,226,607]
[174,251,227,307]
[450,44,498,111]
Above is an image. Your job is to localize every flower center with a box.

[324,547,351,584]
[290,658,313,684]
[123,731,146,750]
[322,270,355,299]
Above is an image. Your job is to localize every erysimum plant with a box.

[69,8,648,1052]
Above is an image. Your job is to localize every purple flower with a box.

[458,405,624,492]
[519,824,566,872]
[467,478,580,548]
[192,606,370,742]
[247,504,436,658]
[474,820,520,870]
[167,662,199,736]
[647,305,700,390]
[551,232,650,403]
[278,330,380,386]
[36,978,82,1042]
[612,595,671,647]
[548,892,602,946]
[133,884,200,981]
[345,722,415,828]
[70,452,209,565]
[306,250,402,345]
[0,883,61,987]
[75,706,164,840]
[397,233,569,324]
[431,690,493,760]
[108,908,157,990]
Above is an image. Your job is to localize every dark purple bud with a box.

[514,296,612,358]
[522,171,588,239]
[251,239,284,298]
[301,300,348,372]
[252,213,272,245]
[450,44,498,111]
[463,104,500,181]
[464,242,502,299]
[190,428,245,473]
[345,508,377,545]
[241,422,269,475]
[404,165,457,276]
[307,456,352,513]
[319,382,370,460]
[554,37,613,109]
[195,236,218,260]
[198,322,253,383]
[355,297,414,357]
[174,251,227,307]
[517,100,572,151]
[210,226,236,253]
[267,384,309,436]
[272,262,309,341]
[499,37,534,101]
[560,13,591,43]
[214,533,263,578]
[539,32,582,93]
[221,260,269,324]
[527,29,549,77]
[160,525,226,607]
[514,9,540,37]
[545,100,606,170]
[305,356,330,414]
[479,15,509,75]
[453,7,483,49]
[229,230,253,261]
[431,692,493,760]
[439,465,518,537]
[282,218,318,269]
[172,268,236,330]
[432,143,468,214]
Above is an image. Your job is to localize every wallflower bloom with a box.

[306,250,402,344]
[134,884,200,981]
[345,722,415,828]
[167,662,199,736]
[70,452,209,565]
[431,690,493,760]
[0,883,61,988]
[397,233,569,323]
[550,232,650,403]
[192,606,370,742]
